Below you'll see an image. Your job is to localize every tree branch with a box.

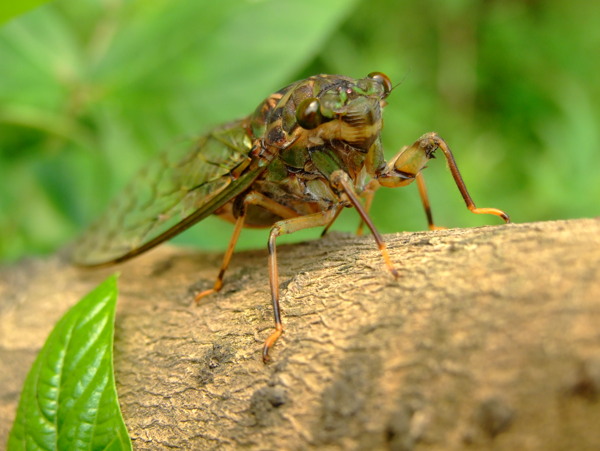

[1,218,600,449]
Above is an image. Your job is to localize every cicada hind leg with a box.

[263,209,339,363]
[195,190,300,304]
[198,189,332,363]
[226,191,340,363]
[194,212,246,303]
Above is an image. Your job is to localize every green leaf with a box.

[0,0,361,262]
[7,275,131,451]
[0,0,52,26]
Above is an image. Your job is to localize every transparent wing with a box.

[72,120,263,266]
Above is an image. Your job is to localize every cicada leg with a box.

[431,134,510,223]
[264,208,338,363]
[330,170,399,279]
[319,206,343,237]
[355,179,381,236]
[380,132,510,226]
[322,179,381,238]
[194,208,246,303]
[195,191,299,304]
[415,173,446,230]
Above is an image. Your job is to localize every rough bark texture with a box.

[1,218,600,450]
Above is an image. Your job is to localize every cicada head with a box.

[294,72,392,151]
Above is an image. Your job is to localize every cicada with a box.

[72,72,510,362]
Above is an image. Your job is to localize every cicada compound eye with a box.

[367,72,392,98]
[296,97,325,130]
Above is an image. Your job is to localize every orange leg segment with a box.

[330,170,399,279]
[195,191,299,304]
[415,173,447,231]
[430,134,510,223]
[263,209,337,363]
[194,210,246,303]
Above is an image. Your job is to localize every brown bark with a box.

[1,218,600,450]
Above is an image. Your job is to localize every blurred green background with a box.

[1,0,599,264]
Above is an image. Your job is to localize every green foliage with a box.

[1,0,599,262]
[0,1,52,26]
[0,0,359,261]
[7,275,131,450]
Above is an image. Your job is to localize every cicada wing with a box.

[72,120,263,266]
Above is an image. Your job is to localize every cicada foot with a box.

[194,211,247,305]
[194,285,220,304]
[194,267,228,304]
[468,205,511,223]
[381,244,400,279]
[262,325,283,364]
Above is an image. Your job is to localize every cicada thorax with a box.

[220,74,389,228]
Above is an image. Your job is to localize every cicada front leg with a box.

[351,171,445,231]
[377,132,510,227]
[322,179,381,238]
[415,172,446,231]
[322,178,383,237]
[330,170,399,279]
[355,179,381,236]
